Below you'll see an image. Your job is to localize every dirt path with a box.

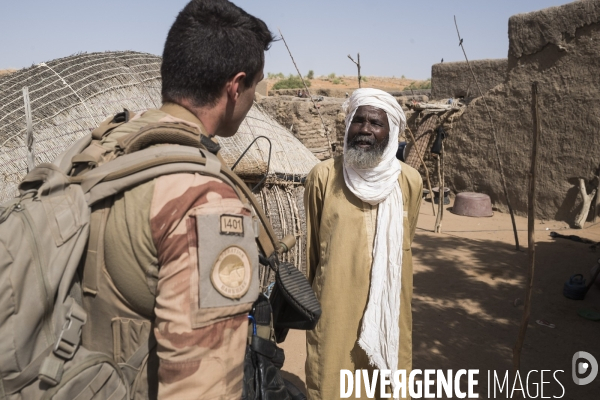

[281,198,600,398]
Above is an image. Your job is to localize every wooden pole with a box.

[439,143,446,232]
[278,28,333,158]
[406,126,436,216]
[512,82,541,377]
[454,15,520,251]
[593,174,600,222]
[347,53,362,88]
[434,151,443,233]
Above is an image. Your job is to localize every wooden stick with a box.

[512,82,541,378]
[454,16,520,251]
[22,87,35,172]
[278,28,333,158]
[438,144,446,228]
[406,126,436,216]
[574,178,596,229]
[434,151,443,233]
[347,53,362,88]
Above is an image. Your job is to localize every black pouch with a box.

[430,125,446,154]
[269,261,321,343]
[243,295,295,400]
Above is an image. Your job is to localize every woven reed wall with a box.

[255,185,306,285]
[0,51,319,202]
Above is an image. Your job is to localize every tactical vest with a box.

[70,108,284,399]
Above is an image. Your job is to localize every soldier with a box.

[79,1,274,398]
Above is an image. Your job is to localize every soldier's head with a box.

[161,0,274,137]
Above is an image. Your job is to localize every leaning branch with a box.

[278,28,333,158]
[454,15,520,251]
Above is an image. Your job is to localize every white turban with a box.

[342,88,406,392]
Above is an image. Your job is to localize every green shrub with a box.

[332,78,341,85]
[401,75,405,79]
[328,73,336,80]
[272,74,310,90]
[267,72,285,79]
[362,76,368,83]
[306,70,314,80]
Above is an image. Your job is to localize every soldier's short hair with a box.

[161,0,274,107]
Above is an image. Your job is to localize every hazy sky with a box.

[0,0,572,79]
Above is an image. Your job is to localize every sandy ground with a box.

[280,198,600,399]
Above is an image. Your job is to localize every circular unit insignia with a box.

[211,246,252,299]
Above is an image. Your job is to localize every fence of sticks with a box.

[0,51,319,277]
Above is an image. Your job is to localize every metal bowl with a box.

[451,192,493,217]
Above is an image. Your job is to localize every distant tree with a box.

[306,70,314,80]
[328,73,336,80]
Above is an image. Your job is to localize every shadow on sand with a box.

[411,231,599,399]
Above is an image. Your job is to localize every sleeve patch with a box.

[196,214,259,308]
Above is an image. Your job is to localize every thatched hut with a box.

[0,51,318,274]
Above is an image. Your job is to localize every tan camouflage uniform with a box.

[81,103,255,399]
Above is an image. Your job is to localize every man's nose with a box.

[358,122,374,134]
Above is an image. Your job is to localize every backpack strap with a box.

[81,198,113,296]
[116,122,201,154]
[72,145,282,257]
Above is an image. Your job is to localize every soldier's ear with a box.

[226,72,247,102]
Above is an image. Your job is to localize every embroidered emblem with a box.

[211,246,252,299]
[220,214,244,236]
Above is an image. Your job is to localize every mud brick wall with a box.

[431,59,507,100]
[444,0,600,222]
[258,96,346,160]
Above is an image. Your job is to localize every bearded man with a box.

[304,88,422,399]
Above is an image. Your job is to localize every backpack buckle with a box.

[112,109,130,124]
[53,303,87,360]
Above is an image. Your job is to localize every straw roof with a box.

[0,51,319,202]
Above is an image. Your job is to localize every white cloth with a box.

[342,88,407,393]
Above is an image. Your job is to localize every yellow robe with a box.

[304,156,422,400]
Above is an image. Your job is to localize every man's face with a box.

[345,105,390,169]
[219,69,264,137]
